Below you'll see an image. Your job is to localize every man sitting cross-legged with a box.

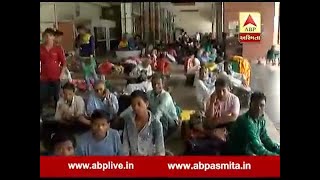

[41,82,90,149]
[225,92,280,155]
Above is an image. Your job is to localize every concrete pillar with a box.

[168,11,173,43]
[165,10,168,43]
[150,2,156,45]
[273,2,280,45]
[140,3,144,40]
[211,3,216,37]
[155,2,161,42]
[215,2,224,43]
[121,3,133,35]
[160,8,165,42]
[143,2,150,43]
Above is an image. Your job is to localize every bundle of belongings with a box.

[71,79,87,91]
[98,61,124,77]
[182,112,227,155]
[220,61,252,108]
[123,72,152,95]
[166,53,176,63]
[59,68,72,86]
[122,56,141,75]
[229,56,251,87]
[98,61,114,75]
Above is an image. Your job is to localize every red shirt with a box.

[156,58,170,74]
[40,44,66,81]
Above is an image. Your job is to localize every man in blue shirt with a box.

[76,110,121,156]
[87,80,119,120]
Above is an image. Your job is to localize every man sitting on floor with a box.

[87,80,119,120]
[55,82,91,126]
[204,77,240,145]
[226,92,280,155]
[119,74,179,140]
[76,110,122,156]
[41,83,90,149]
[147,74,179,139]
[129,57,153,82]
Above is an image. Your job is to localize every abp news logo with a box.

[239,12,261,43]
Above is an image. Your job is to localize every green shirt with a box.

[266,49,280,60]
[227,111,280,155]
[82,58,96,77]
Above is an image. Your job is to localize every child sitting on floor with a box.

[76,110,122,156]
[48,132,77,156]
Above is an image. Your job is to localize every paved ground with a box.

[250,63,280,132]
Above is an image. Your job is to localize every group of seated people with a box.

[44,75,280,156]
[118,34,144,50]
[41,39,279,156]
[184,76,280,156]
[41,72,179,156]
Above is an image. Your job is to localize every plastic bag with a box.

[60,68,72,83]
[167,54,176,63]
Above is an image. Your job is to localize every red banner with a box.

[40,156,280,178]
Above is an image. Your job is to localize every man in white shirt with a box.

[54,83,90,125]
[123,80,153,95]
[41,82,90,149]
[195,66,215,110]
[129,58,153,78]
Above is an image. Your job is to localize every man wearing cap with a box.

[40,28,67,116]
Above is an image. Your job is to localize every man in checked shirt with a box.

[86,80,119,121]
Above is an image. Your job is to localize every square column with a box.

[121,3,133,35]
